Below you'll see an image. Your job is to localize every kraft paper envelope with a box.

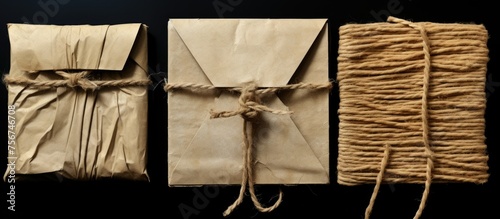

[3,23,149,181]
[167,19,330,185]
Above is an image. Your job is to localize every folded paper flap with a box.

[170,19,327,87]
[8,23,142,72]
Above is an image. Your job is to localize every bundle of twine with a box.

[337,16,489,218]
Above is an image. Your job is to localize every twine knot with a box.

[56,70,98,90]
[66,73,82,87]
[3,70,151,89]
[237,83,261,120]
[210,83,293,120]
[164,80,333,216]
[213,82,285,217]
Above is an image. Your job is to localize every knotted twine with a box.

[337,16,489,219]
[164,81,333,216]
[3,70,151,90]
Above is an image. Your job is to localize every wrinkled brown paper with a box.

[167,19,330,185]
[4,23,149,181]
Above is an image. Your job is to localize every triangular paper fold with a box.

[170,19,327,87]
[167,19,330,186]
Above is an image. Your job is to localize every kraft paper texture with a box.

[167,19,330,185]
[4,23,149,181]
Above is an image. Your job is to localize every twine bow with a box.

[211,83,287,217]
[165,80,333,216]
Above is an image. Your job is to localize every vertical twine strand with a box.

[387,16,434,219]
[337,17,488,185]
[363,16,435,219]
[222,120,250,217]
[365,144,391,219]
[214,83,284,217]
[165,81,332,216]
[338,14,489,219]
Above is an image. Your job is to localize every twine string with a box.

[3,70,151,90]
[337,19,488,183]
[214,83,284,217]
[388,16,434,219]
[54,70,98,90]
[210,83,293,119]
[364,16,435,219]
[165,81,332,216]
[365,144,391,219]
[164,81,333,95]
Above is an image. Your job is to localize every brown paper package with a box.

[3,23,150,181]
[167,19,331,186]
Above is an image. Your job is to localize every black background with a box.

[0,0,499,219]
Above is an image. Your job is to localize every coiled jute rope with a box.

[165,81,333,216]
[337,16,489,219]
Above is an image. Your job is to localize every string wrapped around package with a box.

[2,23,151,181]
[337,16,489,218]
[166,19,331,216]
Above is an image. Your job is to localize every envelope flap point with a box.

[170,19,327,87]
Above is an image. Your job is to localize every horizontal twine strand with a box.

[165,80,332,216]
[3,70,151,90]
[164,80,333,94]
[338,16,488,219]
[337,18,488,184]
